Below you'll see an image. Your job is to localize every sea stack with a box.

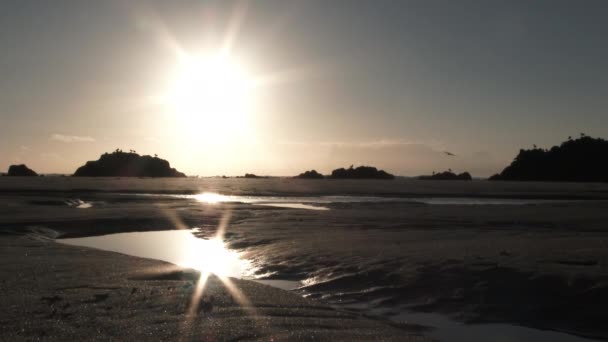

[7,164,38,177]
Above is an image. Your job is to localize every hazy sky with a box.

[1,0,608,176]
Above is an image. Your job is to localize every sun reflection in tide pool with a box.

[59,229,252,278]
[178,234,245,277]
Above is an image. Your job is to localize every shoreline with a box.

[2,177,608,200]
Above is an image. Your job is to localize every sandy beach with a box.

[1,178,607,341]
[0,229,430,341]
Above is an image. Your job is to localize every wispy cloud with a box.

[40,153,62,160]
[50,134,95,143]
[279,139,445,150]
[321,139,433,149]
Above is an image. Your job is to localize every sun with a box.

[167,53,253,141]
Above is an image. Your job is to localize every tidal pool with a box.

[59,229,300,290]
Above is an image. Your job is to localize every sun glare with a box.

[167,54,253,141]
[193,192,230,204]
[179,235,244,277]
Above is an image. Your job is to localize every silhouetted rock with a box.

[7,164,38,177]
[418,171,472,181]
[490,135,608,182]
[329,166,394,179]
[235,173,271,179]
[238,173,268,179]
[295,170,325,179]
[73,151,186,177]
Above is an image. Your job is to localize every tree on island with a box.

[295,170,325,179]
[328,165,394,179]
[490,135,608,182]
[7,164,38,177]
[73,150,186,177]
[236,173,269,179]
[418,170,472,180]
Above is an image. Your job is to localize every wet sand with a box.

[0,231,428,341]
[1,178,608,340]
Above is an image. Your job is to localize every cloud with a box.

[321,140,420,148]
[50,134,95,143]
[40,153,62,160]
[280,139,445,150]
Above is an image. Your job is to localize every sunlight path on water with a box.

[126,191,586,209]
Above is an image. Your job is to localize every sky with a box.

[1,0,608,176]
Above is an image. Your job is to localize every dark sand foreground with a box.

[1,178,608,341]
[0,230,429,341]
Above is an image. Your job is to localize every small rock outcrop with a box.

[418,170,472,181]
[238,173,268,179]
[295,170,325,179]
[73,150,186,177]
[329,166,394,179]
[7,164,38,177]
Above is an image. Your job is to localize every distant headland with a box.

[6,164,39,177]
[418,170,472,181]
[490,135,608,182]
[73,150,186,177]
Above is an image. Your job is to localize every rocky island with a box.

[7,164,38,177]
[490,135,608,182]
[329,165,394,179]
[295,170,325,179]
[73,150,186,177]
[237,173,269,179]
[419,170,472,181]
